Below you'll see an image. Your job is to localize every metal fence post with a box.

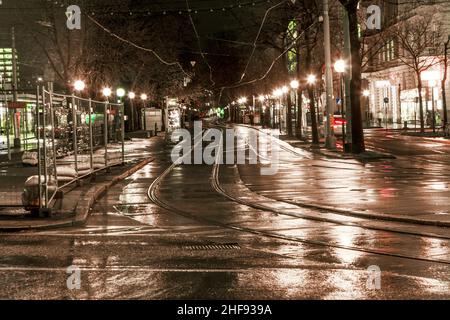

[36,84,42,209]
[88,98,93,171]
[5,86,11,161]
[42,87,48,208]
[104,100,108,167]
[49,86,58,187]
[71,94,78,177]
[121,104,125,165]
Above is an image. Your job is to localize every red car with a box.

[332,115,346,136]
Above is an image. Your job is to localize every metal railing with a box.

[35,86,125,209]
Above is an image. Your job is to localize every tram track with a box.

[147,126,450,266]
[228,124,450,227]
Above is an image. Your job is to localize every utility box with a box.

[142,108,162,134]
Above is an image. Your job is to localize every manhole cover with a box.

[183,243,241,251]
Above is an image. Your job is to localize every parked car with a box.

[332,114,346,136]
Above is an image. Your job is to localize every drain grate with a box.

[183,243,241,251]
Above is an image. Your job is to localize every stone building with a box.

[362,0,450,128]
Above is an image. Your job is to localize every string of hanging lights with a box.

[89,0,273,16]
[4,0,276,16]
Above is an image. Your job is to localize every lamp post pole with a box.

[2,74,11,160]
[11,26,20,148]
[323,0,336,149]
[431,82,436,134]
[442,35,449,133]
[340,74,346,145]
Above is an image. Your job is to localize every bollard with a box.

[403,121,408,130]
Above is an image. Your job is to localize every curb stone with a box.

[0,157,154,231]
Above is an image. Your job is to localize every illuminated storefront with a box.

[364,66,449,127]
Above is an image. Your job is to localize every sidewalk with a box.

[0,133,163,231]
[238,124,450,227]
[242,124,395,160]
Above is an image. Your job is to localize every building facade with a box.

[362,0,450,128]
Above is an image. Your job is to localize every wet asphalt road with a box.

[0,127,449,299]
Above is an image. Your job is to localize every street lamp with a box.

[140,93,148,101]
[307,74,317,85]
[334,59,347,73]
[116,88,126,104]
[290,80,299,89]
[102,87,112,98]
[273,88,282,97]
[116,88,126,98]
[128,92,136,131]
[73,80,86,92]
[334,60,347,146]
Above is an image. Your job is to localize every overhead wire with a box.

[185,0,215,86]
[86,14,190,77]
[238,0,287,83]
[218,20,320,102]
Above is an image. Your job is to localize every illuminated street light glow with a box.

[238,97,247,104]
[273,88,283,97]
[128,92,136,99]
[116,88,126,98]
[281,86,288,94]
[421,70,441,81]
[258,95,265,102]
[307,74,317,85]
[290,80,299,89]
[73,80,86,91]
[102,87,112,97]
[334,59,346,73]
[140,93,148,101]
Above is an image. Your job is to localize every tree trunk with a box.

[287,93,293,136]
[308,85,319,145]
[417,71,425,132]
[346,2,365,153]
[295,27,303,139]
[442,42,448,130]
[304,31,319,145]
[296,89,303,139]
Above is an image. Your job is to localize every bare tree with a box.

[337,0,365,153]
[389,9,442,132]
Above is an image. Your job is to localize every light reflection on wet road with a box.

[0,127,449,299]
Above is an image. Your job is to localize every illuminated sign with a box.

[0,48,19,88]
